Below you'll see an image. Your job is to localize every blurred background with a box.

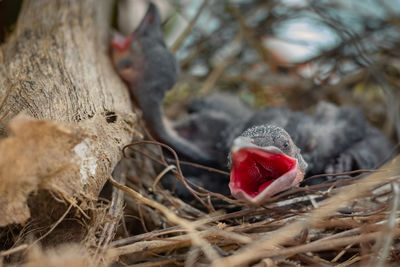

[119,0,400,144]
[2,0,400,143]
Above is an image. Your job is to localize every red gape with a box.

[231,148,296,197]
[111,34,134,52]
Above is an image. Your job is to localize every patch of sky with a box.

[268,17,340,62]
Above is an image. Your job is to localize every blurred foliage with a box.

[0,0,398,141]
[165,0,400,142]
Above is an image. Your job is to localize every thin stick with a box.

[304,169,379,182]
[166,158,230,176]
[0,244,28,257]
[29,204,73,249]
[336,255,362,267]
[152,165,176,192]
[373,182,400,267]
[108,228,250,258]
[171,0,209,52]
[96,161,128,263]
[137,204,149,233]
[240,229,400,260]
[211,156,400,266]
[110,208,260,247]
[108,176,220,261]
[123,141,211,209]
[332,243,354,263]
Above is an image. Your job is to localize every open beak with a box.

[229,137,305,204]
[111,31,134,52]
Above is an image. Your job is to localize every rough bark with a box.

[0,0,138,226]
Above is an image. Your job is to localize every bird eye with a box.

[118,58,134,70]
[283,141,289,148]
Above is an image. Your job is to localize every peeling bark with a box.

[0,0,138,226]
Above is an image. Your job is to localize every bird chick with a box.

[111,2,213,164]
[229,125,307,204]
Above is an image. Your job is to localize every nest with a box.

[2,116,398,267]
[1,1,400,266]
[101,128,400,266]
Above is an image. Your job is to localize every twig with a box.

[108,228,250,258]
[0,244,28,257]
[152,165,176,192]
[123,140,211,210]
[211,156,400,266]
[124,140,239,206]
[171,0,209,52]
[28,204,73,249]
[304,169,378,182]
[336,255,362,267]
[110,208,260,247]
[108,176,220,261]
[373,182,400,267]
[166,158,230,176]
[137,204,149,233]
[96,161,128,263]
[185,247,202,267]
[308,194,319,209]
[331,243,354,263]
[237,229,400,260]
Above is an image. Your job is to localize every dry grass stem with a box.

[108,176,220,261]
[0,244,29,257]
[372,182,400,267]
[28,204,73,250]
[171,0,209,53]
[211,156,400,266]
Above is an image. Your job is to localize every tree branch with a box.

[0,0,138,226]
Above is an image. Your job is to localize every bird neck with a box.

[138,92,213,165]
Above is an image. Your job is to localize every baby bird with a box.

[229,125,307,204]
[110,2,213,164]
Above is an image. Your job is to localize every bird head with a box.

[110,3,162,87]
[229,125,308,204]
